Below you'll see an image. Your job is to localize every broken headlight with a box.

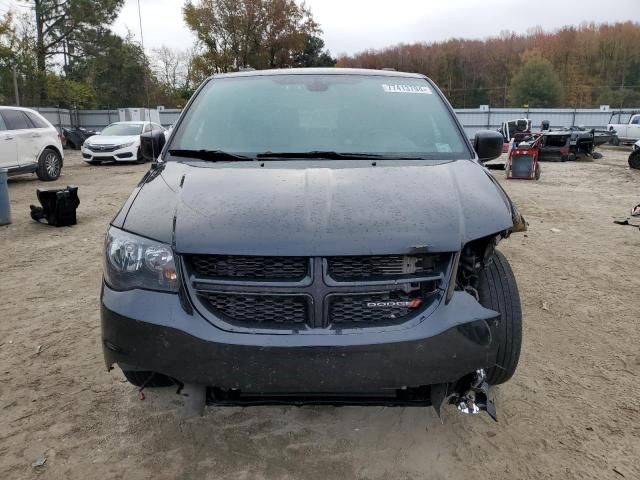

[104,227,178,292]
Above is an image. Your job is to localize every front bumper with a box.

[82,144,138,162]
[102,283,501,393]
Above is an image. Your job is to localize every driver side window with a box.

[632,116,640,125]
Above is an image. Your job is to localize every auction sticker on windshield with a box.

[382,84,433,94]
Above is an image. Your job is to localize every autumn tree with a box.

[183,0,322,77]
[338,22,640,108]
[510,53,563,107]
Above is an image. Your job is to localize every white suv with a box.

[0,106,64,181]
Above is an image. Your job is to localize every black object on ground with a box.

[486,163,506,170]
[62,127,97,150]
[30,185,80,227]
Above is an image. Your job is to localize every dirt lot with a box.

[1,148,639,480]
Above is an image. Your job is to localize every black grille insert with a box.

[88,145,118,153]
[327,255,440,281]
[190,255,308,281]
[329,291,426,326]
[199,292,308,326]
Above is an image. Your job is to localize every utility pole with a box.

[13,66,20,106]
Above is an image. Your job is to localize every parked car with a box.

[0,106,64,181]
[538,128,596,161]
[62,127,98,150]
[607,113,640,145]
[629,140,640,169]
[81,121,164,164]
[102,68,526,419]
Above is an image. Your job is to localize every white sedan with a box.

[81,121,165,164]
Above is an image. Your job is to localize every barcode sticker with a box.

[382,84,433,94]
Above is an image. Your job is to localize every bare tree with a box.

[152,46,195,94]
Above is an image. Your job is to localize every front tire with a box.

[477,250,522,385]
[36,148,62,181]
[629,151,640,170]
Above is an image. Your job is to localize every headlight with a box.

[116,141,136,149]
[104,227,178,292]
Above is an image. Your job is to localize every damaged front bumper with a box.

[101,283,502,418]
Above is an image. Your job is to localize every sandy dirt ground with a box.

[1,148,639,480]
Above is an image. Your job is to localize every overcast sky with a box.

[3,0,640,55]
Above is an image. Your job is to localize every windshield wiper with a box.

[168,149,254,162]
[255,151,385,160]
[256,151,426,160]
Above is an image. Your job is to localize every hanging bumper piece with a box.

[451,369,498,422]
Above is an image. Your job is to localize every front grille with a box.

[190,255,308,281]
[88,145,118,152]
[199,292,308,326]
[327,255,439,281]
[187,254,451,331]
[329,291,424,325]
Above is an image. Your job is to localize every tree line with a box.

[2,2,639,110]
[0,0,336,109]
[337,22,640,108]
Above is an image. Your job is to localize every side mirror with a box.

[140,130,166,162]
[474,130,504,163]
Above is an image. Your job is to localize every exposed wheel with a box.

[534,162,541,180]
[610,136,620,146]
[36,148,62,181]
[122,370,174,387]
[629,151,640,170]
[477,250,522,385]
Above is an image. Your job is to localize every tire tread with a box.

[477,250,522,385]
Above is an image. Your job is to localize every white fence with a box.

[30,107,183,131]
[29,107,639,137]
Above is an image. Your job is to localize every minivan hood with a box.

[119,160,515,256]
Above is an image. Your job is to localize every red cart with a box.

[506,136,541,180]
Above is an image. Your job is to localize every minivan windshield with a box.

[170,74,470,159]
[102,123,144,136]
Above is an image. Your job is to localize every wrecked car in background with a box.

[498,120,611,161]
[101,68,525,420]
